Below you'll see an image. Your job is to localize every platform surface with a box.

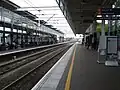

[58,43,120,90]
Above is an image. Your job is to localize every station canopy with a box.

[9,0,74,37]
[59,0,116,34]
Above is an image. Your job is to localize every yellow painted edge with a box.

[65,45,76,90]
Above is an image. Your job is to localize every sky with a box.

[10,0,75,38]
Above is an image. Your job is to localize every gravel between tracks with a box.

[7,46,71,90]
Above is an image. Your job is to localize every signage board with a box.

[98,8,120,15]
[96,17,120,20]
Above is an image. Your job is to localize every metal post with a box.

[108,5,113,36]
[2,8,5,44]
[1,7,2,21]
[17,27,18,45]
[38,10,41,27]
[93,20,97,32]
[21,27,23,48]
[115,16,118,35]
[101,20,105,36]
[10,12,14,47]
[108,15,112,36]
[3,25,5,45]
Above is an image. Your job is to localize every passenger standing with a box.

[82,37,84,45]
[87,36,90,49]
[92,37,94,49]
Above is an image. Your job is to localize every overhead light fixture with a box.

[38,9,41,12]
[35,14,57,15]
[81,0,87,4]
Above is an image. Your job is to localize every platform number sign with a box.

[98,8,120,15]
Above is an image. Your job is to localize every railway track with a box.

[0,44,66,75]
[0,44,72,90]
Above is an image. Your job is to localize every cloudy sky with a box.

[10,0,75,37]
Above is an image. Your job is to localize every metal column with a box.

[1,8,5,45]
[101,20,105,36]
[108,15,112,35]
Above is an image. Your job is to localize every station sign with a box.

[96,17,120,20]
[98,8,120,15]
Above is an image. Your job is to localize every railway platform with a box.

[32,42,120,90]
[0,42,71,56]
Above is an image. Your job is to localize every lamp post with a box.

[37,10,41,27]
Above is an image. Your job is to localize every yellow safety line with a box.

[65,45,76,90]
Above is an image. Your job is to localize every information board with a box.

[107,37,117,54]
[98,8,120,15]
[96,17,120,20]
[106,36,118,63]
